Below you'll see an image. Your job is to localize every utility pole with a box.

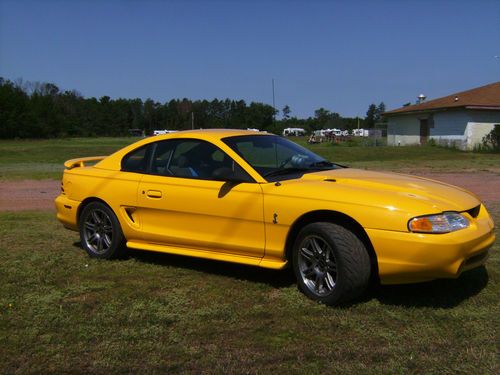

[191,112,194,130]
[272,78,276,120]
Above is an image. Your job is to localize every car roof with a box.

[151,129,269,142]
[93,129,272,181]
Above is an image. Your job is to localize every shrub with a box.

[481,124,500,152]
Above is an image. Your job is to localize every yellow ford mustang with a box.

[55,129,495,305]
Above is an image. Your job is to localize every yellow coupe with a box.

[55,129,495,305]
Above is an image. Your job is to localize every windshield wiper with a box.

[308,160,334,168]
[263,167,309,178]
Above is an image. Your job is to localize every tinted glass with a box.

[121,145,150,173]
[150,140,175,175]
[223,134,340,181]
[161,139,253,182]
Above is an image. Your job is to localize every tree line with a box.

[0,77,385,138]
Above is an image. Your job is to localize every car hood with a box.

[275,168,480,219]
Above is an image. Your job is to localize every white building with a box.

[385,82,500,150]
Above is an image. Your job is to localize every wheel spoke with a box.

[103,224,113,234]
[324,246,336,272]
[310,237,323,255]
[324,246,332,259]
[327,261,337,273]
[91,211,101,224]
[315,273,325,292]
[303,266,316,279]
[325,272,336,291]
[300,247,314,261]
[103,234,112,248]
[85,222,95,231]
[97,236,103,252]
[87,232,98,244]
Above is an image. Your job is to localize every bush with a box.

[481,124,500,152]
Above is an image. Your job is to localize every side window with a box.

[169,141,205,178]
[168,139,253,182]
[121,145,150,173]
[211,149,225,162]
[150,140,175,176]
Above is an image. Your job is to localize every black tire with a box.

[292,222,371,305]
[79,201,125,259]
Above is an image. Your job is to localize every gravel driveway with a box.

[1,171,499,212]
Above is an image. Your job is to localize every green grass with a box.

[1,137,499,373]
[1,137,499,180]
[1,209,498,373]
[0,137,137,180]
[294,138,500,172]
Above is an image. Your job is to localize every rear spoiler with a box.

[64,156,107,169]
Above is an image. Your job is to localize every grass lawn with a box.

[1,136,499,180]
[0,137,499,373]
[1,209,498,374]
[0,137,137,180]
[296,138,500,173]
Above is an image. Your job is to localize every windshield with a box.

[222,134,342,181]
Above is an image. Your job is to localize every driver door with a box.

[136,139,265,258]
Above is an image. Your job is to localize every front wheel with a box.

[79,201,125,259]
[292,222,371,305]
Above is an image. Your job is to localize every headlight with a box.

[408,212,470,233]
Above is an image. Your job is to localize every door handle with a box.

[146,190,162,198]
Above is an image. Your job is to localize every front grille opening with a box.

[465,205,481,218]
[465,251,488,266]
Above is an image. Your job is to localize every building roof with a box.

[385,81,500,116]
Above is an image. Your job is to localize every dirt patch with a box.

[411,171,500,205]
[0,179,59,211]
[0,171,499,212]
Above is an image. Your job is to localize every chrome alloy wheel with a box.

[298,235,337,296]
[82,209,114,255]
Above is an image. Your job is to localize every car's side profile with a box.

[55,129,495,305]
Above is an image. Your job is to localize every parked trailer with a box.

[352,128,369,137]
[153,129,178,136]
[282,128,306,136]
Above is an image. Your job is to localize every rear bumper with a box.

[367,206,495,284]
[54,194,81,231]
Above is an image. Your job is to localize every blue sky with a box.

[1,0,499,118]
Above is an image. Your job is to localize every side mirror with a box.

[212,167,251,183]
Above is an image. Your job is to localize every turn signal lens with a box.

[409,212,469,233]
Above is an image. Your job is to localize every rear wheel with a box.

[79,202,125,259]
[292,222,371,305]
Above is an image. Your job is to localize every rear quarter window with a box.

[121,145,150,173]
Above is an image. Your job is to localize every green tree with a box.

[365,102,387,128]
[375,102,386,124]
[1,77,368,139]
[282,105,291,120]
[365,104,377,128]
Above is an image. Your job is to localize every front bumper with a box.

[367,205,495,284]
[55,194,81,231]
